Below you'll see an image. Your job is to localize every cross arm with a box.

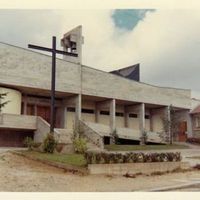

[28,44,78,57]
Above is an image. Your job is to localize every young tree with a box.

[0,93,10,113]
[162,105,179,144]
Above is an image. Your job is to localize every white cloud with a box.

[59,10,200,100]
[1,9,200,98]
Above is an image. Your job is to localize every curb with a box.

[142,181,200,191]
[10,150,88,175]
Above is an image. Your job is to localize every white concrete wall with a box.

[0,43,191,110]
[82,113,95,123]
[151,109,164,132]
[82,66,191,109]
[129,118,140,130]
[99,114,110,126]
[152,114,163,132]
[82,100,95,123]
[65,111,75,130]
[145,119,150,131]
[116,116,124,128]
[0,87,21,114]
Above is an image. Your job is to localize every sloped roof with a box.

[109,64,140,81]
[191,104,200,114]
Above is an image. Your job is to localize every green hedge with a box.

[84,152,181,164]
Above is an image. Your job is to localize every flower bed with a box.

[84,152,181,164]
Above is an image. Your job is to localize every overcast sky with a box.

[0,9,200,98]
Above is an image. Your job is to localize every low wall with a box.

[88,162,190,175]
[34,117,50,143]
[0,113,37,130]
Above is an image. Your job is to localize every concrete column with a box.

[186,113,193,137]
[60,105,66,128]
[165,105,172,144]
[34,104,37,116]
[75,94,82,127]
[95,103,100,123]
[110,99,116,132]
[23,95,27,115]
[138,103,145,145]
[149,109,153,132]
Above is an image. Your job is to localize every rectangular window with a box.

[129,113,137,118]
[145,115,150,119]
[82,108,94,114]
[100,111,110,115]
[67,107,75,112]
[116,112,124,117]
[195,116,200,128]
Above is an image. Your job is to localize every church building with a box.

[0,26,198,147]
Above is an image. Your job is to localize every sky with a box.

[0,9,200,98]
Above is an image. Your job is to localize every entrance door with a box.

[37,106,51,123]
[27,104,35,115]
[178,121,187,142]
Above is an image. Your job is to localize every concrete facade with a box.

[0,26,197,147]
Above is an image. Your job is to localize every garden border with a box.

[10,150,88,175]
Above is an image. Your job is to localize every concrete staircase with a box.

[78,120,104,150]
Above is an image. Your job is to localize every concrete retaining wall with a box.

[88,162,190,175]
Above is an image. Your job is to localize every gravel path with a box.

[1,151,200,192]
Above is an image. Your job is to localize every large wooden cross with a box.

[28,36,78,133]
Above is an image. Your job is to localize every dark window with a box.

[67,107,75,112]
[145,115,150,119]
[116,112,124,117]
[104,137,110,145]
[129,113,137,118]
[82,108,94,114]
[100,111,110,115]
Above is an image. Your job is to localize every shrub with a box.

[187,137,200,145]
[42,133,57,153]
[23,137,34,151]
[84,152,181,165]
[73,137,87,154]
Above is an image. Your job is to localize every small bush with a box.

[84,152,181,164]
[23,137,34,150]
[187,137,200,145]
[73,137,87,154]
[43,133,57,153]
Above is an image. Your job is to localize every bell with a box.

[71,42,77,51]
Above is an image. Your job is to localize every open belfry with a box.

[0,26,200,148]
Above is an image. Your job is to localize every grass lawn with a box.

[22,151,86,167]
[105,144,189,151]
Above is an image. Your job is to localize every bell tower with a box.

[61,25,84,64]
